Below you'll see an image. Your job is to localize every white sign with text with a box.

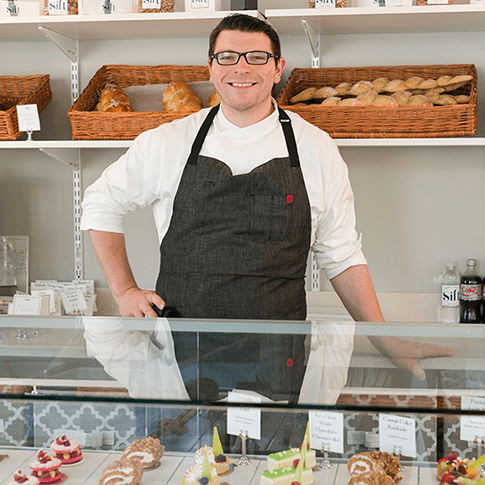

[461,396,485,442]
[379,413,416,458]
[309,410,344,453]
[226,390,261,440]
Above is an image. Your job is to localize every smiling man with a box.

[81,14,453,399]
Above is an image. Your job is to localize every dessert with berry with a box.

[211,427,230,475]
[182,450,220,485]
[437,453,480,483]
[121,437,164,470]
[261,454,312,485]
[7,470,40,485]
[50,435,83,465]
[29,450,64,484]
[98,457,144,485]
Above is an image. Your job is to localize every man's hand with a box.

[369,335,455,381]
[116,286,166,318]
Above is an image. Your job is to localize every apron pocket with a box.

[251,194,291,241]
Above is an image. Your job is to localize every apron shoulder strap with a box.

[277,107,301,168]
[187,105,220,165]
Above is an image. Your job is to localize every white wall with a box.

[1,6,484,297]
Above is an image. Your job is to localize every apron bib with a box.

[155,105,311,399]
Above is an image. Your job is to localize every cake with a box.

[347,451,401,484]
[98,457,144,485]
[261,455,312,485]
[29,451,64,484]
[267,422,316,471]
[194,428,230,475]
[348,469,394,485]
[50,435,83,464]
[121,437,165,470]
[437,453,480,483]
[182,450,220,485]
[7,471,40,485]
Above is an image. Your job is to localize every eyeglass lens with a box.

[215,51,273,65]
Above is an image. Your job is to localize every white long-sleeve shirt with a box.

[81,104,366,280]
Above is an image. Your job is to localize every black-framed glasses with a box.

[209,51,278,66]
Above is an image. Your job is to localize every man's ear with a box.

[274,56,286,84]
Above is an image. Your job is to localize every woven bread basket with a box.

[276,64,477,138]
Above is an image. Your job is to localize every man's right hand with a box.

[116,286,166,318]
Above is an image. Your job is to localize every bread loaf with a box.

[162,82,203,112]
[313,86,338,99]
[290,87,318,104]
[335,82,352,96]
[96,85,134,113]
[350,80,372,96]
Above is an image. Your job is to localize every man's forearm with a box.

[89,229,138,300]
[330,264,385,322]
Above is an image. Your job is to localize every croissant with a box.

[96,85,134,113]
[209,89,221,107]
[162,82,203,112]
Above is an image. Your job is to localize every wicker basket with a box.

[0,75,52,141]
[277,64,477,138]
[68,64,210,140]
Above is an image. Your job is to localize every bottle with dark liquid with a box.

[460,259,482,323]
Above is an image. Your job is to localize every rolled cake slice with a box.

[50,435,83,465]
[98,457,144,485]
[121,437,164,470]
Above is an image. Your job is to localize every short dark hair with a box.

[208,13,281,60]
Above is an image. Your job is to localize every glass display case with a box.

[1,315,485,484]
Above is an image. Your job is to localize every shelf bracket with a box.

[38,148,79,169]
[302,18,320,68]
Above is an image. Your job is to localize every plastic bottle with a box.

[460,259,482,324]
[440,262,460,324]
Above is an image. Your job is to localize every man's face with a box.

[208,29,285,126]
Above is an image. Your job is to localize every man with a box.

[81,14,452,392]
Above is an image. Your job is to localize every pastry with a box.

[162,82,203,112]
[338,98,364,107]
[290,88,318,104]
[182,451,220,485]
[313,86,338,99]
[356,90,377,107]
[384,79,408,93]
[405,76,424,89]
[437,453,480,482]
[321,97,341,105]
[211,427,230,475]
[391,90,412,107]
[7,471,40,485]
[50,435,83,465]
[99,457,144,485]
[347,453,383,476]
[405,94,433,107]
[335,82,353,96]
[365,451,401,481]
[96,85,134,113]
[29,451,63,484]
[122,437,164,470]
[350,80,372,96]
[348,451,401,484]
[209,90,221,107]
[371,77,390,93]
[371,95,398,108]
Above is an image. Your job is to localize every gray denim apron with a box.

[155,105,311,400]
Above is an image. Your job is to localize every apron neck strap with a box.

[187,104,301,168]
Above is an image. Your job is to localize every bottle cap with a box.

[446,262,456,270]
[466,259,477,266]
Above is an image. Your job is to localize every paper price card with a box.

[309,410,344,453]
[60,289,87,314]
[461,396,485,442]
[379,413,416,458]
[16,104,40,133]
[227,390,261,440]
[11,294,42,315]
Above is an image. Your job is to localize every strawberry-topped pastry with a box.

[437,453,480,483]
[29,450,65,484]
[7,470,40,485]
[50,435,83,465]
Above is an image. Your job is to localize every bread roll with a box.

[338,98,364,107]
[391,90,412,107]
[335,82,352,96]
[209,90,221,107]
[313,86,338,99]
[405,94,433,107]
[404,76,424,89]
[356,90,377,107]
[290,87,318,104]
[423,88,445,103]
[442,81,468,92]
[416,79,438,90]
[162,82,203,112]
[371,95,398,108]
[449,74,472,85]
[455,95,470,104]
[384,79,408,93]
[321,97,341,105]
[350,80,372,96]
[437,75,453,86]
[371,77,390,93]
[434,94,458,106]
[96,85,134,113]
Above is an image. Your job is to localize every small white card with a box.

[226,390,261,440]
[16,104,41,133]
[32,289,56,313]
[379,413,416,458]
[11,294,42,315]
[315,0,336,6]
[309,410,344,453]
[60,288,87,314]
[461,396,485,441]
